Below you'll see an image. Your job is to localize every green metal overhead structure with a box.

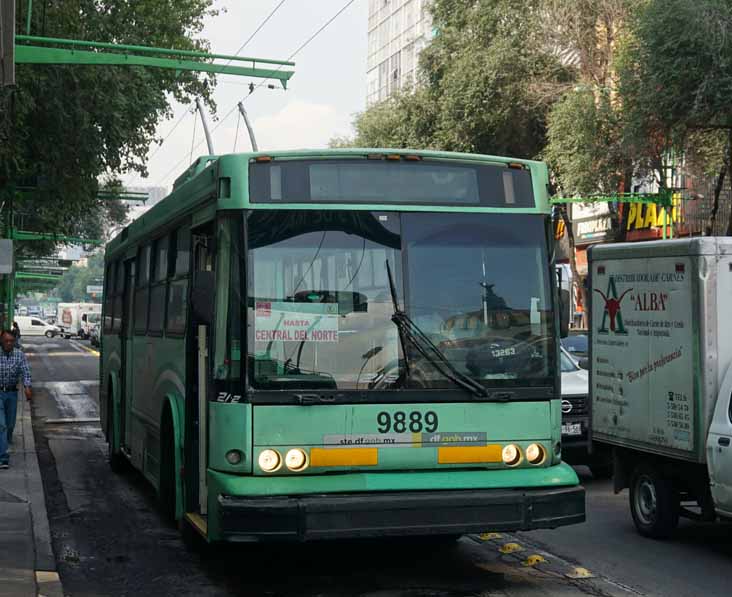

[14,35,295,86]
[3,1,297,324]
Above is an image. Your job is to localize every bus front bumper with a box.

[216,485,585,542]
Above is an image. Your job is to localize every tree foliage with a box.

[54,253,104,303]
[1,0,218,255]
[342,0,570,158]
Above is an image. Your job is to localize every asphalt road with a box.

[24,336,732,597]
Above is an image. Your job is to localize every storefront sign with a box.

[626,197,680,231]
[571,203,613,244]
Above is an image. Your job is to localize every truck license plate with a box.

[561,423,582,436]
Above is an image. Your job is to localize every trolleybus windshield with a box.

[247,211,555,394]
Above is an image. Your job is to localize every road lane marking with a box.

[45,417,101,425]
[35,381,98,388]
[25,352,94,357]
[70,340,100,357]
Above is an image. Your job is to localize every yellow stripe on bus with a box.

[310,447,378,467]
[437,445,502,464]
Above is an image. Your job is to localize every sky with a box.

[121,0,369,192]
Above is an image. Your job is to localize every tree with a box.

[54,253,104,303]
[0,0,218,255]
[340,0,570,157]
[620,0,732,234]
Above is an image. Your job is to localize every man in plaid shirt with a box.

[0,329,32,469]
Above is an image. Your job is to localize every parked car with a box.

[561,333,588,359]
[89,323,101,348]
[15,316,62,338]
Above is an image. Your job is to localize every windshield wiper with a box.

[385,260,489,399]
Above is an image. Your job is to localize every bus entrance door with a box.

[197,324,208,515]
[187,229,215,517]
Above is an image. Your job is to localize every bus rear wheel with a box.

[629,464,679,539]
[107,407,128,474]
[159,412,177,524]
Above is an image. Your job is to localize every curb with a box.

[21,398,64,597]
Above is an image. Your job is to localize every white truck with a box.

[589,238,732,538]
[57,303,102,339]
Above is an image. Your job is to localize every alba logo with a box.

[632,291,668,312]
[595,277,632,335]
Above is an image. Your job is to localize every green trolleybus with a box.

[101,149,585,542]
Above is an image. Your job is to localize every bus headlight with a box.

[526,443,545,465]
[225,450,243,465]
[285,448,308,471]
[502,444,522,466]
[258,449,281,472]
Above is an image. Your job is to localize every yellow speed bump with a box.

[566,567,594,579]
[499,542,523,554]
[479,532,502,541]
[522,554,547,567]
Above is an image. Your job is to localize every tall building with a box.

[366,0,433,105]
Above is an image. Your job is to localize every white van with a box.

[15,316,61,338]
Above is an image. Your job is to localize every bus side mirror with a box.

[559,288,570,338]
[191,271,215,325]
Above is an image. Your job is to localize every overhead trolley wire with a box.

[148,109,191,161]
[155,0,359,187]
[148,0,287,163]
[226,0,288,67]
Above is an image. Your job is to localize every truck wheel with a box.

[45,330,54,338]
[629,464,679,539]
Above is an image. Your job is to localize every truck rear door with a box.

[707,367,732,517]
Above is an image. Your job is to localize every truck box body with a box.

[589,238,732,464]
[57,302,102,336]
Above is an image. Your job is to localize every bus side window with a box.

[112,261,125,333]
[134,245,151,335]
[104,262,114,332]
[166,225,191,336]
[148,235,169,335]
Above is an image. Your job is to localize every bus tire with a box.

[629,464,679,539]
[159,410,177,525]
[107,406,128,474]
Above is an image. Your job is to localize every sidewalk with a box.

[0,394,64,597]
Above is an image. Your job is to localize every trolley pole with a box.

[195,98,215,155]
[237,101,259,152]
